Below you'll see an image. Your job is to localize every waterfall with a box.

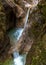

[13,52,19,58]
[8,0,39,65]
[13,52,26,65]
[24,0,39,29]
[24,8,30,29]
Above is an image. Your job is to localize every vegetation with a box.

[26,1,46,65]
[0,0,46,65]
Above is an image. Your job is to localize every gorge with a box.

[0,0,46,65]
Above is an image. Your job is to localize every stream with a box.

[8,28,26,65]
[8,0,39,65]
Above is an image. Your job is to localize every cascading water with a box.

[24,0,39,29]
[24,8,30,29]
[8,6,30,65]
[8,28,24,45]
[8,0,39,65]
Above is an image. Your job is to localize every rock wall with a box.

[0,0,46,64]
[0,1,11,61]
[26,0,46,65]
[0,0,26,61]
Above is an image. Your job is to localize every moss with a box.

[3,58,14,65]
[0,58,14,65]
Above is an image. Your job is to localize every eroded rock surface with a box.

[26,0,46,65]
[0,0,46,65]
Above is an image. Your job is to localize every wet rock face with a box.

[1,0,18,30]
[0,0,46,64]
[0,0,25,61]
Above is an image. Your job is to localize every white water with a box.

[24,0,39,29]
[14,54,26,65]
[24,8,30,29]
[13,0,39,65]
[8,0,39,65]
[8,28,24,45]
